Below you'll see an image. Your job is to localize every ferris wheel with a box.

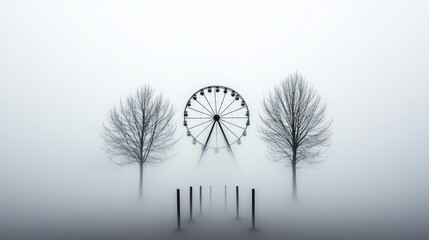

[183,85,250,160]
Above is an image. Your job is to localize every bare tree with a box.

[101,84,177,201]
[259,73,331,200]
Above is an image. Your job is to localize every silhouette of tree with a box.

[101,84,177,201]
[259,73,331,200]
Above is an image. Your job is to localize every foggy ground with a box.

[1,194,428,240]
[1,165,429,240]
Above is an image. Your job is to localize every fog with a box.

[1,0,429,239]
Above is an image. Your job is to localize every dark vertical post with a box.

[236,186,239,219]
[210,185,212,209]
[177,189,181,230]
[189,186,193,222]
[199,186,202,215]
[225,185,227,211]
[252,188,255,229]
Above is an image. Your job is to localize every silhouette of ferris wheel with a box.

[183,85,250,160]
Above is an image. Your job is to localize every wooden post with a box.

[199,186,202,215]
[236,186,239,219]
[210,185,212,209]
[177,189,181,230]
[190,186,193,222]
[224,185,227,211]
[252,188,255,229]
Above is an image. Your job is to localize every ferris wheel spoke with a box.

[220,119,246,130]
[186,117,212,119]
[217,92,227,114]
[221,106,245,117]
[188,107,212,117]
[201,122,216,156]
[214,90,218,114]
[219,98,236,116]
[216,120,218,149]
[188,119,213,130]
[194,120,214,138]
[219,121,240,139]
[220,116,248,119]
[218,121,233,151]
[203,94,216,115]
[195,99,215,116]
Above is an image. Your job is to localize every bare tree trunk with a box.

[292,148,297,200]
[292,163,297,200]
[139,163,143,201]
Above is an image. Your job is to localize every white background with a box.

[1,0,429,237]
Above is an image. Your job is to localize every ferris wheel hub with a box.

[213,114,220,121]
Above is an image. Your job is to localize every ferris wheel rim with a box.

[183,85,250,149]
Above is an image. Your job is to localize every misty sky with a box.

[1,0,429,235]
